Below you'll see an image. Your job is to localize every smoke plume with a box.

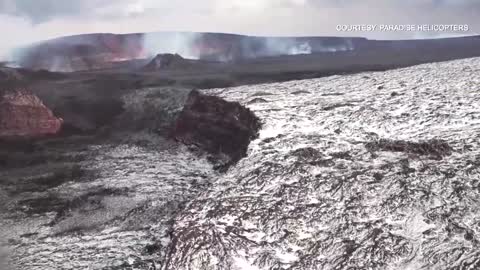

[143,32,201,60]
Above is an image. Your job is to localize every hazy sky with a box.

[0,0,479,57]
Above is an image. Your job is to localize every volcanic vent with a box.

[143,54,186,70]
[142,53,217,72]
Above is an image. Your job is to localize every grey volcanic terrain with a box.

[2,32,480,270]
[2,33,480,138]
[1,56,480,269]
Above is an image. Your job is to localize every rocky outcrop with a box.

[143,54,186,70]
[0,90,63,138]
[142,53,213,72]
[173,90,261,169]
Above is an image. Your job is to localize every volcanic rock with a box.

[0,67,23,82]
[173,90,261,169]
[0,67,25,90]
[144,54,184,70]
[4,56,480,270]
[365,139,453,159]
[163,58,480,270]
[12,31,480,74]
[142,53,208,72]
[0,90,63,138]
[15,33,147,72]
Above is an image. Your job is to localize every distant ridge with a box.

[8,31,480,72]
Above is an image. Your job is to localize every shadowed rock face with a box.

[0,90,63,138]
[173,90,261,169]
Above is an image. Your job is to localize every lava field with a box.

[1,57,480,269]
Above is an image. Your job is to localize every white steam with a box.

[144,34,317,61]
[260,38,354,57]
[288,42,312,55]
[143,32,200,60]
[319,39,354,53]
[263,38,308,57]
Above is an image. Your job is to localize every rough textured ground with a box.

[1,136,216,270]
[166,57,480,269]
[0,90,63,138]
[2,57,480,269]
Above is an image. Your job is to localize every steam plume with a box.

[143,32,201,60]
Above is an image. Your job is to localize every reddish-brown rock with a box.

[0,90,63,138]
